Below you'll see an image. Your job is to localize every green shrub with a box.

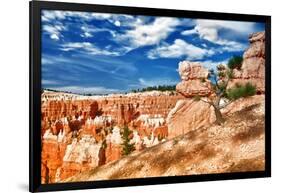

[227,55,243,70]
[227,82,256,100]
[218,71,225,78]
[218,81,227,91]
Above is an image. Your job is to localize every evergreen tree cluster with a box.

[131,85,176,93]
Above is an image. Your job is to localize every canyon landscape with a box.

[41,31,266,183]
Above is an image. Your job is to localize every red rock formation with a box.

[58,135,105,181]
[41,133,106,183]
[153,125,168,139]
[104,126,123,163]
[167,62,214,138]
[229,31,265,93]
[41,92,183,128]
[41,91,183,183]
[105,144,122,163]
[41,139,67,183]
[167,99,215,139]
[176,61,212,97]
[243,31,265,78]
[178,61,209,80]
[89,101,99,119]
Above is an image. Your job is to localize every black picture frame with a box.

[29,1,271,192]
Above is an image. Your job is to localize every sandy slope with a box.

[64,95,265,182]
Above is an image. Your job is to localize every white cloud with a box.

[80,26,93,38]
[43,23,66,41]
[61,42,121,56]
[42,10,135,22]
[181,19,257,51]
[220,42,247,52]
[199,59,229,70]
[80,25,117,39]
[81,32,93,38]
[199,19,256,34]
[116,17,181,48]
[42,10,94,21]
[114,20,121,27]
[138,78,178,87]
[91,13,134,26]
[181,28,197,36]
[65,11,93,20]
[148,39,214,60]
[201,43,208,48]
[41,10,187,54]
[78,17,182,54]
[91,13,112,20]
[42,10,66,21]
[50,34,59,40]
[49,86,120,94]
[42,10,133,27]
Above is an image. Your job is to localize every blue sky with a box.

[41,10,264,94]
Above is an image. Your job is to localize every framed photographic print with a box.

[29,1,271,192]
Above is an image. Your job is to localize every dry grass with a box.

[226,156,265,172]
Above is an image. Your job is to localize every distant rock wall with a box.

[229,31,265,93]
[42,92,183,126]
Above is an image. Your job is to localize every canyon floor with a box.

[64,95,265,182]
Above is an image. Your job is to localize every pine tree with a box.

[227,55,243,70]
[121,126,135,156]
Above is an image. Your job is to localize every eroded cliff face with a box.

[229,31,265,93]
[41,91,183,183]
